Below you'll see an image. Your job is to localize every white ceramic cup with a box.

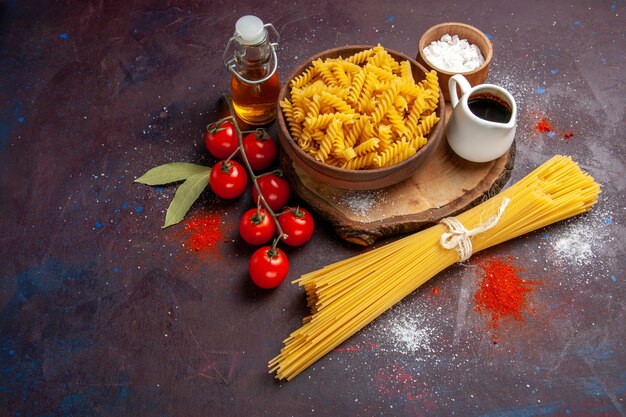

[446,74,517,163]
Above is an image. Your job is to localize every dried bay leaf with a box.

[135,162,211,186]
[162,171,212,228]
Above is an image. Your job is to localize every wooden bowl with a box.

[417,22,493,101]
[276,45,446,191]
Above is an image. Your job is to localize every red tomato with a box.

[278,207,315,246]
[252,174,290,212]
[249,246,289,289]
[209,160,247,199]
[239,208,275,245]
[242,129,277,172]
[205,121,239,159]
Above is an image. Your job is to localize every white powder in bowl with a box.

[423,34,485,73]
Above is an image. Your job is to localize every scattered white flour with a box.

[371,301,438,356]
[386,312,435,353]
[551,221,594,267]
[344,193,375,216]
[342,190,385,217]
[423,34,485,73]
[548,201,619,269]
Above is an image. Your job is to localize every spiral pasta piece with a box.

[363,63,396,82]
[297,80,326,99]
[341,152,377,169]
[313,59,338,86]
[386,106,410,138]
[338,60,362,74]
[309,130,326,144]
[406,95,428,135]
[358,118,375,143]
[394,94,409,112]
[369,47,400,73]
[327,118,346,157]
[344,115,368,148]
[290,92,308,123]
[415,113,440,137]
[423,70,440,110]
[315,132,334,162]
[354,138,380,156]
[399,60,414,83]
[318,91,355,114]
[346,69,366,106]
[341,147,357,161]
[344,48,376,65]
[279,99,302,139]
[376,124,394,150]
[304,113,337,130]
[398,78,428,98]
[330,61,351,88]
[410,133,427,150]
[371,80,400,124]
[356,72,378,113]
[374,140,416,168]
[301,95,320,119]
[323,85,350,100]
[290,65,319,88]
[297,130,315,154]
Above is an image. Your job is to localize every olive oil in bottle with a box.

[223,16,281,125]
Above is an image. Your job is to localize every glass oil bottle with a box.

[222,16,281,125]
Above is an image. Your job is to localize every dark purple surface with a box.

[1,1,625,416]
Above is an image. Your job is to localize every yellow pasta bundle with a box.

[269,155,601,380]
[280,45,441,170]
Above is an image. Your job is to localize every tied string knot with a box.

[439,198,510,261]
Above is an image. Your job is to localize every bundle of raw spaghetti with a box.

[269,155,600,380]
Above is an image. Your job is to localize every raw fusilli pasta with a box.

[280,45,441,170]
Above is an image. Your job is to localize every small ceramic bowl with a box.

[417,22,493,101]
[276,45,445,190]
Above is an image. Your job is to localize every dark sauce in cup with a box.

[468,94,512,124]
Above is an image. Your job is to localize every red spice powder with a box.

[474,257,537,341]
[183,211,225,252]
[534,117,553,133]
[534,115,575,140]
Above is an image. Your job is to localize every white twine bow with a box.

[439,197,510,261]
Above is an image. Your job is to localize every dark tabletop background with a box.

[1,1,625,416]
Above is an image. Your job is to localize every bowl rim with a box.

[417,22,493,76]
[277,44,446,178]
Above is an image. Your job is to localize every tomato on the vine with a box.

[205,121,238,160]
[242,130,277,172]
[252,173,290,212]
[239,208,275,245]
[278,207,315,246]
[249,246,289,289]
[210,160,248,199]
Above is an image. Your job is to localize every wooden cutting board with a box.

[280,106,515,246]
